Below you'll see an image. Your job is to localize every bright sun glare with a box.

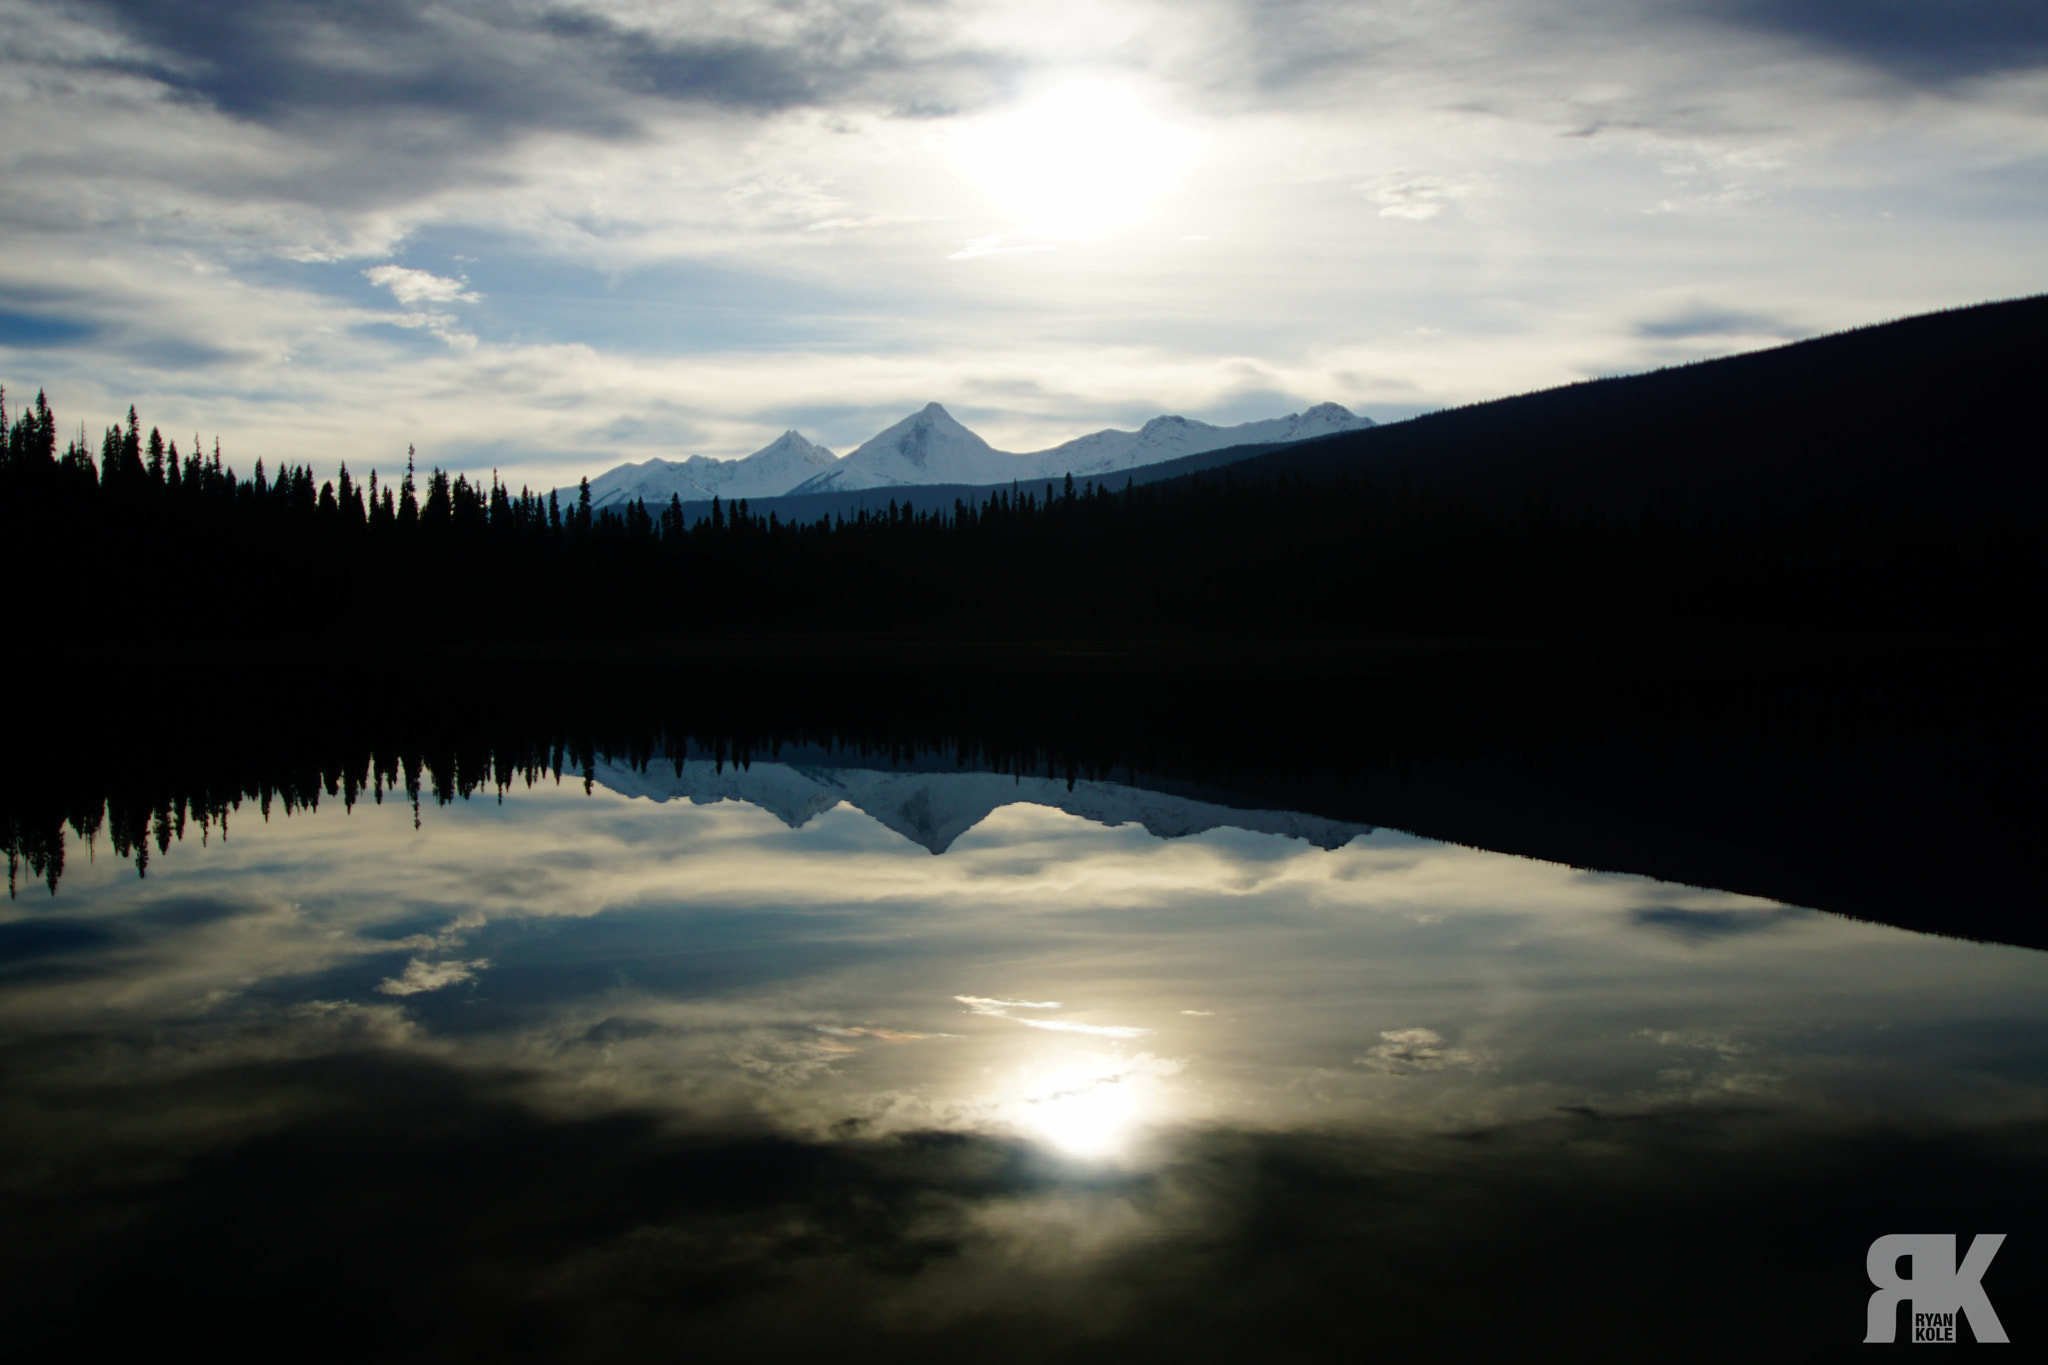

[956,81,1197,239]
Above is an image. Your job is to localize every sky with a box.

[1,0,2044,489]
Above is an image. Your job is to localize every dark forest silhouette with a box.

[3,295,2039,641]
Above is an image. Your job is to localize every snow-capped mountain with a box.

[786,403,1018,495]
[790,402,1376,495]
[590,758,1376,854]
[568,402,1375,506]
[578,430,837,510]
[1012,403,1373,482]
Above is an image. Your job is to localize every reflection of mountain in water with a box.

[590,759,1375,853]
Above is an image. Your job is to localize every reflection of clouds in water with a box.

[946,998,1146,1039]
[1014,1018,1151,1038]
[10,1031,2035,1358]
[376,956,491,996]
[1354,1027,1490,1075]
[956,995,1064,1011]
[1001,1051,1186,1159]
[813,1024,940,1043]
[1633,1026,1782,1101]
[1629,905,1807,943]
[3,776,2044,1157]
[955,993,1151,1038]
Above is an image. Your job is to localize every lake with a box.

[3,645,2039,1357]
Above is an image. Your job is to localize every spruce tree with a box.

[398,447,420,532]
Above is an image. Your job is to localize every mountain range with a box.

[576,402,1373,510]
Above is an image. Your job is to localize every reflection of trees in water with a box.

[1,694,1154,897]
[2,647,2034,954]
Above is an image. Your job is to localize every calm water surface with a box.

[6,757,2043,1357]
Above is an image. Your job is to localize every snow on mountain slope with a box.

[571,402,1373,507]
[576,431,838,510]
[589,758,1375,853]
[1012,403,1375,482]
[785,403,1016,495]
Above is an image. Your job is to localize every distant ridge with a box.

[583,430,836,509]
[562,402,1375,508]
[1180,292,2046,529]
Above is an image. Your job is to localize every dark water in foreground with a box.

[3,649,2041,1358]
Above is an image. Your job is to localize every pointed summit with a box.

[570,428,836,508]
[788,403,1013,493]
[568,399,1374,505]
[731,430,837,487]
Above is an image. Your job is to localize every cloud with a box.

[1631,304,1800,341]
[6,0,2047,497]
[363,265,480,307]
[1704,0,2048,86]
[1358,172,1486,221]
[80,0,1005,132]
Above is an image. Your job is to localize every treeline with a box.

[0,387,576,555]
[2,372,2032,642]
[0,668,1161,897]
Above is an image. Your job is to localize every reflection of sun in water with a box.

[1004,1052,1182,1159]
[954,81,1198,238]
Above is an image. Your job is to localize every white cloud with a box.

[363,265,482,306]
[4,0,2046,490]
[1358,172,1488,220]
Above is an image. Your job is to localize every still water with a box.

[5,754,2043,1357]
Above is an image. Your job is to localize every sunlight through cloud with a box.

[951,79,1199,239]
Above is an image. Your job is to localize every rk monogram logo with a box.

[1865,1234,2008,1344]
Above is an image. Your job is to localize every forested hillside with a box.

[3,296,2037,643]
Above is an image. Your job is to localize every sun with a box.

[954,80,1198,239]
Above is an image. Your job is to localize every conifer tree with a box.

[398,447,420,532]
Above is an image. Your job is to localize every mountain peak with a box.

[579,399,1376,503]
